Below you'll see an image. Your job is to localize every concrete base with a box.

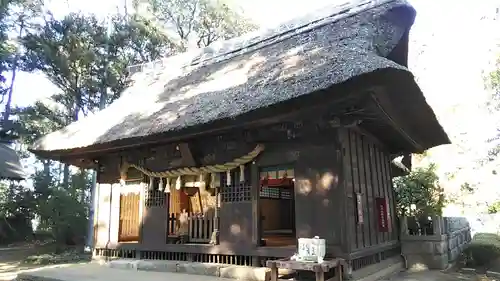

[351,257,404,281]
[106,259,295,281]
[17,257,404,281]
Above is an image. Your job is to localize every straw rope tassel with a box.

[149,177,154,190]
[175,176,181,190]
[165,178,171,193]
[199,174,206,192]
[239,165,245,183]
[210,173,216,189]
[226,170,231,186]
[158,177,164,191]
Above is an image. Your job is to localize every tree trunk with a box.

[79,169,86,203]
[63,164,70,189]
[2,20,24,122]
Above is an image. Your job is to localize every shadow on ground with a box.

[0,245,90,281]
[382,270,494,281]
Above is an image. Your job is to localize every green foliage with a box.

[24,247,91,265]
[464,233,500,267]
[394,163,445,216]
[0,181,36,244]
[0,0,17,96]
[488,200,500,214]
[20,13,173,114]
[484,54,500,161]
[134,0,258,49]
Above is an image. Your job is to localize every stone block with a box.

[433,241,447,254]
[448,248,459,262]
[448,237,458,250]
[402,241,434,254]
[136,260,178,273]
[405,253,448,270]
[460,268,476,274]
[486,271,500,279]
[220,265,267,281]
[107,259,139,270]
[177,262,221,277]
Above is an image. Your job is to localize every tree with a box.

[132,0,257,51]
[487,200,500,214]
[394,163,445,217]
[11,94,94,246]
[483,53,500,161]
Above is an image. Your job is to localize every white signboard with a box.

[297,236,326,263]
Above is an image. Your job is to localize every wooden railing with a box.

[167,213,215,243]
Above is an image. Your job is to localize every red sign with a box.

[376,197,390,232]
[356,193,363,224]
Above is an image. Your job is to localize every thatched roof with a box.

[30,0,449,157]
[0,143,26,181]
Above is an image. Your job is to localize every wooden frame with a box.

[93,115,401,272]
[266,258,348,281]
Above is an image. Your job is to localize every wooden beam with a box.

[178,142,197,167]
[35,90,366,159]
[251,162,261,247]
[368,93,424,152]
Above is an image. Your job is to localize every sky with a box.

[10,0,500,108]
[7,0,500,205]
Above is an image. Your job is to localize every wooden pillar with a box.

[210,173,221,245]
[92,180,101,247]
[96,183,111,247]
[338,128,351,254]
[251,161,261,246]
[109,183,120,244]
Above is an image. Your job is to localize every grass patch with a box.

[464,233,500,267]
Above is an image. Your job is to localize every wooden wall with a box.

[256,138,344,256]
[339,128,398,254]
[219,166,253,250]
[93,122,399,261]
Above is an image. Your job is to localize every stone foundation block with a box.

[433,241,447,255]
[177,262,221,277]
[108,259,139,270]
[405,253,448,270]
[486,271,500,279]
[220,265,267,281]
[137,260,178,273]
[402,241,434,254]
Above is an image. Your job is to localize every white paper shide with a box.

[296,236,326,263]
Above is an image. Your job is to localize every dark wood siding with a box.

[256,136,344,256]
[141,182,168,246]
[219,169,253,250]
[340,128,398,253]
[294,144,343,255]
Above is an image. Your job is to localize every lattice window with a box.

[144,179,166,207]
[280,188,292,199]
[259,187,292,199]
[220,170,251,203]
[260,187,280,199]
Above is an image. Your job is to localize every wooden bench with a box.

[266,258,347,281]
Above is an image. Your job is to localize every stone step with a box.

[106,259,294,281]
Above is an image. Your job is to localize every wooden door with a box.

[118,193,140,242]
